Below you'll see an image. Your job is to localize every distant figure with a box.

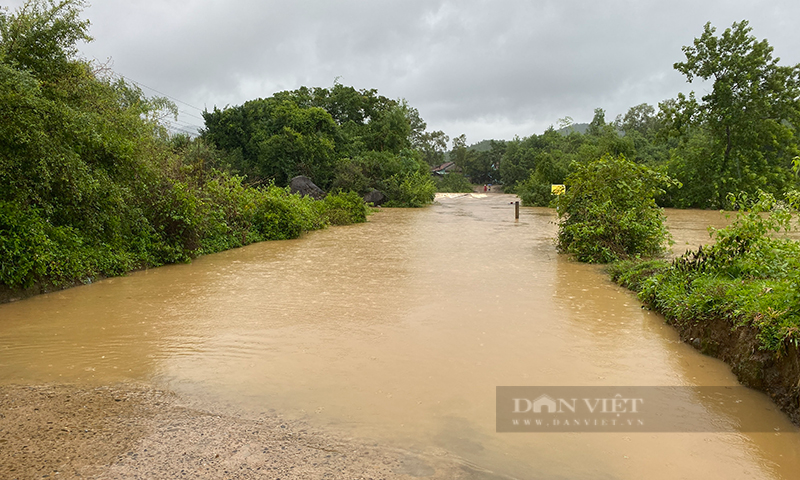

[488,184,492,192]
[483,184,487,192]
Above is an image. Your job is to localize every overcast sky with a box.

[7,0,800,144]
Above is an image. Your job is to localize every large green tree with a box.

[202,84,427,189]
[202,98,338,188]
[667,20,800,207]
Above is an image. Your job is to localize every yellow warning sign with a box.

[551,184,566,195]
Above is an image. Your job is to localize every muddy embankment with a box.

[670,315,800,424]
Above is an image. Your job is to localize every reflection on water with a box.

[2,195,799,479]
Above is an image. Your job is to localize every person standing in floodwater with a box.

[484,185,487,192]
[488,184,492,192]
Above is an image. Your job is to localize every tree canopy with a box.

[201,83,436,206]
[666,20,800,207]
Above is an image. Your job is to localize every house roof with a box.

[431,161,455,173]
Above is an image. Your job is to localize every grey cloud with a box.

[5,0,800,142]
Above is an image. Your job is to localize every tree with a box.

[202,98,338,187]
[202,84,433,188]
[667,20,800,207]
[414,129,449,166]
[462,141,503,184]
[616,104,653,134]
[449,134,468,167]
[0,0,91,80]
[614,103,672,166]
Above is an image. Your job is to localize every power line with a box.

[176,110,205,122]
[165,124,200,137]
[118,74,205,112]
[172,119,203,130]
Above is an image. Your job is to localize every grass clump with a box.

[611,191,800,352]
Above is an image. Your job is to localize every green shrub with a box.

[321,191,369,225]
[435,173,473,193]
[0,1,394,292]
[516,174,554,206]
[0,202,55,288]
[556,154,677,263]
[607,259,670,291]
[333,150,435,207]
[250,187,304,241]
[382,169,436,207]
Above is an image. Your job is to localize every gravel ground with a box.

[0,384,499,479]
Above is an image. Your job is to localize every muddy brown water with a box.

[2,194,799,479]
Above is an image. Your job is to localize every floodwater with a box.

[1,194,799,479]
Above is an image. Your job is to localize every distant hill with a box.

[555,123,589,135]
[467,139,496,152]
[464,123,590,152]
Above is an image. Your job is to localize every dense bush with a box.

[556,154,677,263]
[320,191,370,225]
[435,172,473,193]
[202,83,438,210]
[332,150,435,207]
[516,174,554,206]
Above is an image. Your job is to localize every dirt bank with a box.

[0,384,490,479]
[675,317,800,425]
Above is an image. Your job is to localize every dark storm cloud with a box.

[5,0,800,142]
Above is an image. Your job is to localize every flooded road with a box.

[1,194,799,479]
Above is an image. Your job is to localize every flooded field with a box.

[1,194,798,479]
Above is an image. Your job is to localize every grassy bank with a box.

[607,193,800,421]
[0,167,370,301]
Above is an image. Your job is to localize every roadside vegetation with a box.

[0,0,426,293]
[609,192,800,353]
[202,87,436,208]
[434,173,474,193]
[546,20,800,390]
[554,154,677,263]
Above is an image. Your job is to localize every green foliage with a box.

[415,130,449,166]
[435,173,473,193]
[460,140,503,184]
[320,191,369,225]
[556,154,677,263]
[201,98,338,188]
[0,1,370,291]
[613,191,800,352]
[201,83,437,209]
[516,175,554,207]
[382,169,436,207]
[607,259,671,292]
[0,0,91,80]
[479,21,800,210]
[664,20,800,208]
[332,150,435,207]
